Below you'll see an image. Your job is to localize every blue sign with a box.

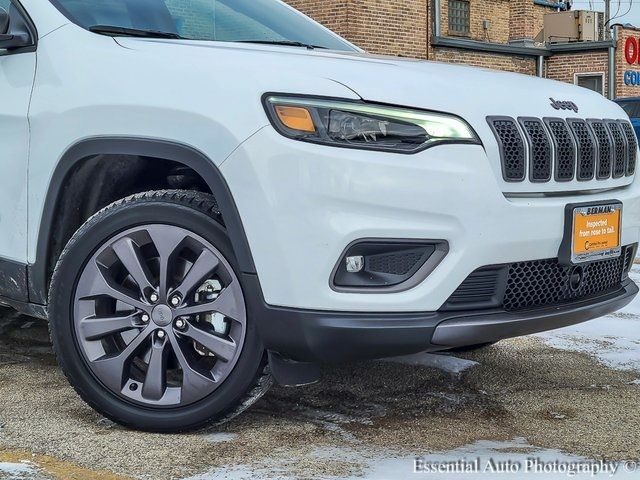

[624,70,640,86]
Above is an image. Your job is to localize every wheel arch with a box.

[29,137,256,305]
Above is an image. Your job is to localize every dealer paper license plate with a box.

[571,203,622,264]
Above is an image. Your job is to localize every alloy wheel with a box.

[73,224,246,407]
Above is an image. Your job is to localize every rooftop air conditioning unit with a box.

[544,10,603,43]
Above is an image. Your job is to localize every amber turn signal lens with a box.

[275,105,316,133]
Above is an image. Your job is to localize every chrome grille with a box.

[488,117,636,184]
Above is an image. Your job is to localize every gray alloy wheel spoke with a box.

[168,334,217,404]
[146,226,187,300]
[142,337,170,401]
[80,312,140,341]
[111,237,155,293]
[78,260,148,310]
[180,321,237,362]
[74,224,247,408]
[178,286,243,321]
[91,327,152,392]
[171,249,220,301]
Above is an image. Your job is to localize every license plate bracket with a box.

[558,200,622,266]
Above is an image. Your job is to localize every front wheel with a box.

[49,191,272,432]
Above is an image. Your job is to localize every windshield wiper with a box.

[89,25,184,39]
[237,40,328,50]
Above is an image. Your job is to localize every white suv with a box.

[1,0,638,432]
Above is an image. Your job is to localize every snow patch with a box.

[186,439,635,480]
[183,464,294,480]
[384,352,479,374]
[0,461,40,479]
[537,267,640,371]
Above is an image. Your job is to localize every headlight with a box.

[263,95,480,154]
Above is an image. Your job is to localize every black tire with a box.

[49,190,272,432]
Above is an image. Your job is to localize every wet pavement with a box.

[0,267,639,479]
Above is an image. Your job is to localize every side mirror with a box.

[0,6,31,49]
[0,8,9,35]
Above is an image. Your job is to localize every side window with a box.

[0,0,11,11]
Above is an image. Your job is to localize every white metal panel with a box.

[0,51,35,262]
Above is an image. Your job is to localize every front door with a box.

[0,0,36,297]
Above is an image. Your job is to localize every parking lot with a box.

[1,266,640,480]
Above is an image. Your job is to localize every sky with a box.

[571,0,640,26]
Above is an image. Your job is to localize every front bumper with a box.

[221,127,640,312]
[250,276,638,362]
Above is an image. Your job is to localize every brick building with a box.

[286,0,640,100]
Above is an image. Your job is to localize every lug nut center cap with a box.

[151,304,173,327]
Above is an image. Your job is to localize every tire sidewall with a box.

[49,196,265,431]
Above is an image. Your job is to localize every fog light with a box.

[332,240,448,290]
[346,256,365,273]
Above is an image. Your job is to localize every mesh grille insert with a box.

[620,122,637,176]
[367,251,424,276]
[545,119,576,181]
[503,256,624,311]
[567,119,596,181]
[520,118,552,181]
[606,121,627,178]
[488,118,526,181]
[441,247,633,313]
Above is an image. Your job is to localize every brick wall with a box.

[545,51,608,93]
[284,0,350,40]
[438,0,511,44]
[288,0,429,58]
[430,48,536,74]
[287,0,557,61]
[427,0,535,74]
[509,0,555,43]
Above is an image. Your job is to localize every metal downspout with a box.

[537,55,545,77]
[608,27,617,99]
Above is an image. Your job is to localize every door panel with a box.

[0,49,35,263]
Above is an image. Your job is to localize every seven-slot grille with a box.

[488,116,637,183]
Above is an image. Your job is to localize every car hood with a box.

[116,38,625,124]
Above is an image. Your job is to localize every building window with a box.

[575,73,604,95]
[449,0,470,36]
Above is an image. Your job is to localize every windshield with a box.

[49,0,356,51]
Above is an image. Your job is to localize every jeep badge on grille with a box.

[550,98,579,113]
